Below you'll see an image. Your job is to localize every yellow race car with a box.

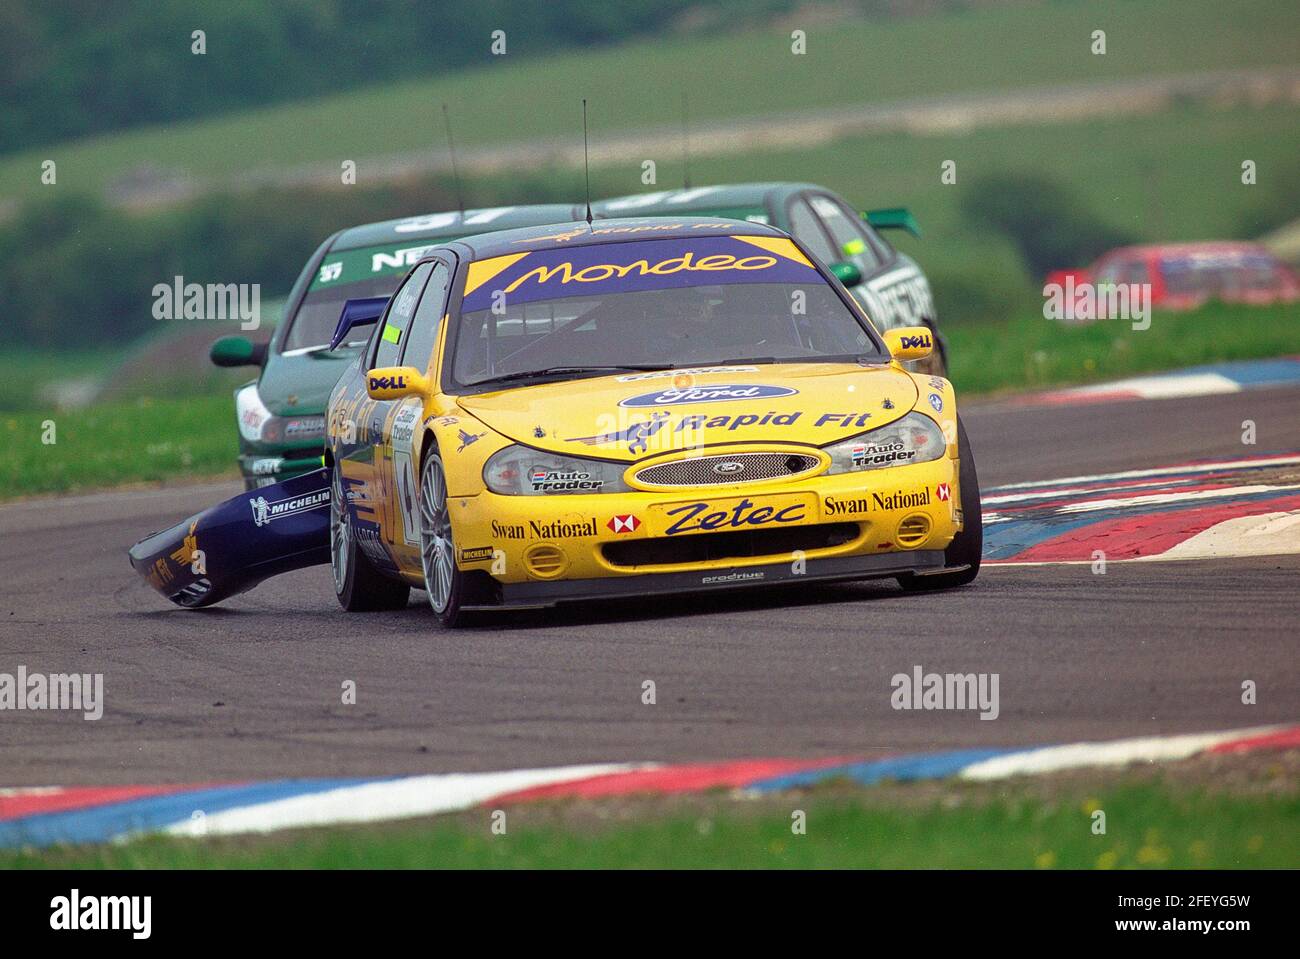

[324,217,981,626]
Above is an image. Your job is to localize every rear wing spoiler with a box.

[864,208,921,239]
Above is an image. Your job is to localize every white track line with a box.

[959,725,1282,781]
[984,455,1300,493]
[1050,372,1242,400]
[1053,484,1300,514]
[983,477,1200,506]
[157,764,642,839]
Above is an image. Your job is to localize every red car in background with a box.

[1048,242,1300,312]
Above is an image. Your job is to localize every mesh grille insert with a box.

[602,523,859,568]
[634,452,820,487]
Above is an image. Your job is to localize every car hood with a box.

[258,347,360,415]
[456,363,919,461]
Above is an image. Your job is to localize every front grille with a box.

[602,523,859,568]
[634,452,820,488]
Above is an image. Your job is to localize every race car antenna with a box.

[582,98,593,226]
[681,92,691,190]
[441,103,465,216]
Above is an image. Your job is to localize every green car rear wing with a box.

[864,208,921,239]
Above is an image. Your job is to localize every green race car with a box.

[591,183,946,375]
[211,205,581,489]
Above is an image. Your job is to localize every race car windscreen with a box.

[283,277,401,352]
[451,234,884,388]
[282,241,447,351]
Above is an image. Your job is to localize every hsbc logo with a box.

[607,515,641,533]
[936,483,951,501]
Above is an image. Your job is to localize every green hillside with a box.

[1,0,1294,206]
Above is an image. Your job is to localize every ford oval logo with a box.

[713,461,745,474]
[619,384,798,407]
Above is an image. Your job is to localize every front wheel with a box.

[899,416,981,591]
[419,449,471,627]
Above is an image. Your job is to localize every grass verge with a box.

[0,394,237,500]
[946,301,1300,397]
[4,778,1296,869]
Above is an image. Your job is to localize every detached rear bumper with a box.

[128,469,331,608]
[477,548,946,610]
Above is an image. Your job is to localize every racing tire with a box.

[418,448,472,628]
[331,464,411,611]
[898,415,981,591]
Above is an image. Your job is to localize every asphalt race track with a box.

[2,387,1297,786]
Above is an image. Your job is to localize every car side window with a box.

[401,261,452,375]
[809,194,884,272]
[1095,259,1122,285]
[786,198,838,265]
[373,262,433,369]
[1121,259,1150,285]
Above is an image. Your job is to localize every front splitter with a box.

[478,549,947,609]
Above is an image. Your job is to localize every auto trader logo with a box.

[620,385,797,407]
[530,470,604,492]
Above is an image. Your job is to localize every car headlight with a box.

[823,412,945,474]
[483,445,632,495]
[236,385,326,445]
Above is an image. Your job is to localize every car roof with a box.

[1102,241,1276,260]
[446,216,790,260]
[330,204,584,251]
[591,183,819,216]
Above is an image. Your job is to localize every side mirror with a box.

[366,366,427,401]
[210,336,267,368]
[330,296,390,350]
[882,326,934,362]
[864,207,921,239]
[829,261,863,287]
